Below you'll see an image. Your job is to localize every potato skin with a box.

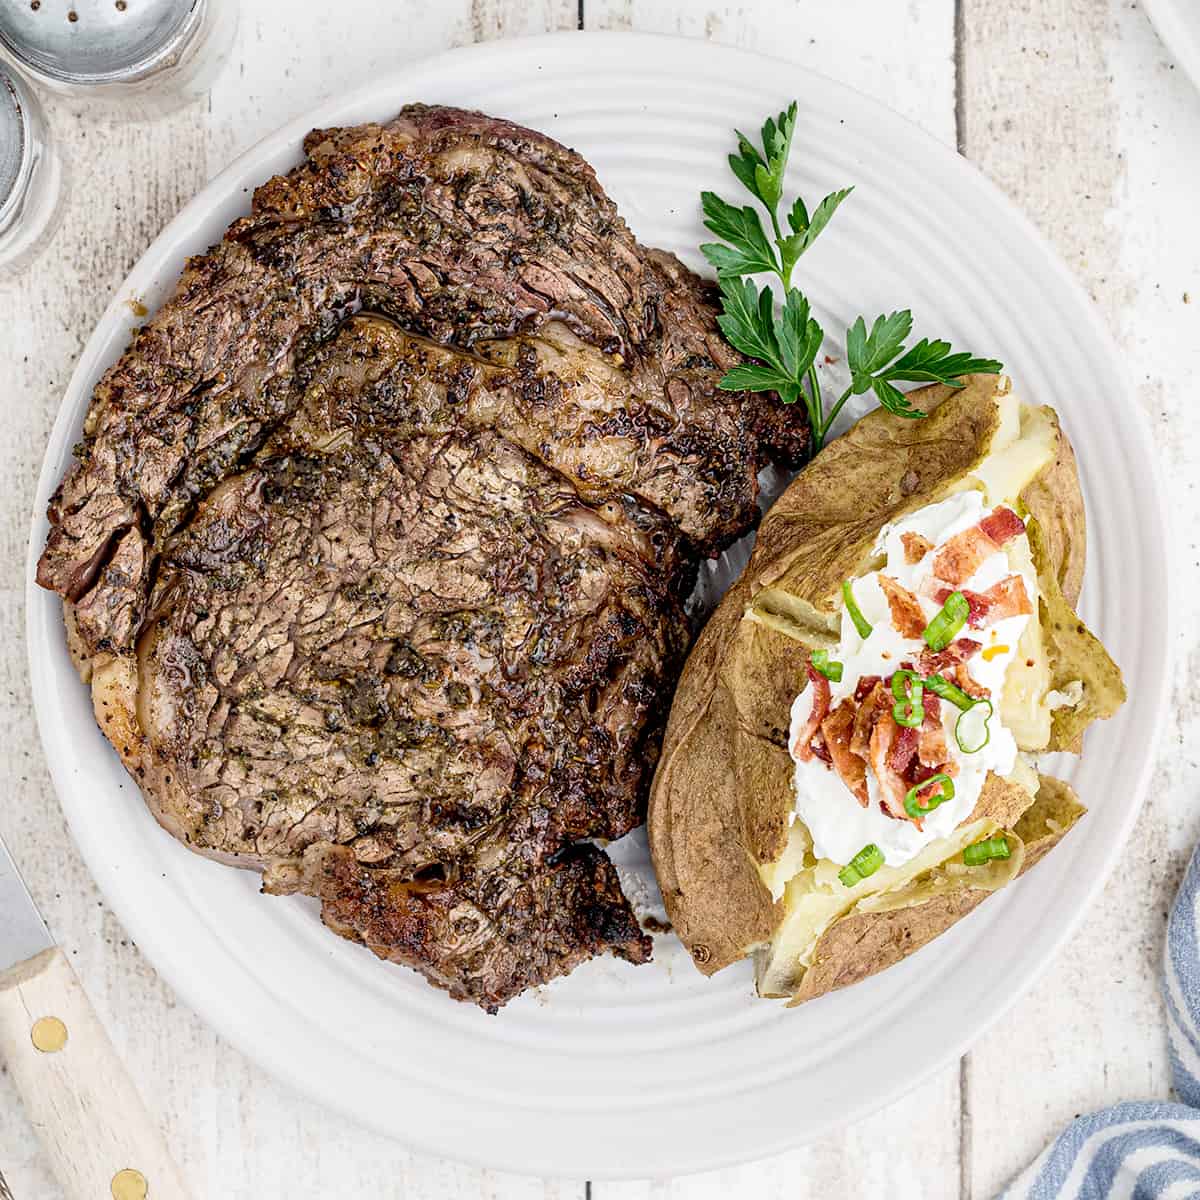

[785,776,1084,1005]
[648,589,788,973]
[648,375,1121,994]
[1021,408,1086,608]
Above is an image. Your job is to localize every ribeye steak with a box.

[37,105,807,1010]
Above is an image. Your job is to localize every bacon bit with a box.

[917,694,950,768]
[918,638,982,678]
[952,665,988,698]
[934,586,987,627]
[901,531,934,565]
[887,724,919,775]
[977,575,1032,621]
[820,700,869,807]
[919,639,989,700]
[932,507,1027,586]
[868,712,911,820]
[932,527,993,588]
[878,573,927,638]
[791,665,831,762]
[811,735,832,765]
[854,675,882,703]
[851,681,887,759]
[981,644,1010,662]
[980,507,1027,544]
[935,575,1033,629]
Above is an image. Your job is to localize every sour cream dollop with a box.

[787,491,1038,869]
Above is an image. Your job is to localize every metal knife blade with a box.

[0,832,54,974]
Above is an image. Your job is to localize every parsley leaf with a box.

[700,192,779,277]
[847,311,914,390]
[714,276,782,366]
[881,338,1005,386]
[703,103,837,289]
[776,288,824,390]
[844,312,1005,420]
[779,187,854,281]
[703,102,1003,454]
[727,103,797,212]
[715,277,822,414]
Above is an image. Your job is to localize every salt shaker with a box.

[0,0,237,120]
[0,65,63,273]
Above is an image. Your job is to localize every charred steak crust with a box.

[37,105,808,1011]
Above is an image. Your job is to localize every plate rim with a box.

[24,29,1171,1179]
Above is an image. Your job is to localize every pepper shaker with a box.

[0,0,237,120]
[0,65,62,273]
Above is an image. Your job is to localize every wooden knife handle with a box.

[0,946,193,1199]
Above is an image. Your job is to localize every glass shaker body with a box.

[0,0,237,120]
[0,66,63,274]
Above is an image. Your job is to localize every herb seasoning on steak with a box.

[37,105,808,1010]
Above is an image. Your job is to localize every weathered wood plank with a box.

[0,95,213,1200]
[5,2,1187,1198]
[956,0,1195,1193]
[591,1068,961,1200]
[585,0,958,144]
[207,0,579,165]
[0,5,584,1199]
[583,5,961,1199]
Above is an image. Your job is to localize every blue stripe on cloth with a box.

[1077,1124,1200,1198]
[1165,1021,1200,1111]
[995,841,1200,1197]
[1131,1157,1200,1200]
[1166,1008,1200,1108]
[1167,847,1200,1043]
[1162,976,1200,1068]
[1001,1106,1200,1199]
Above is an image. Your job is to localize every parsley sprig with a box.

[701,102,1002,452]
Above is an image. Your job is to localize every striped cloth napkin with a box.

[998,844,1200,1198]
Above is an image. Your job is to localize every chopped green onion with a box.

[954,698,993,754]
[890,670,925,728]
[838,843,885,888]
[924,673,974,711]
[904,773,956,820]
[810,649,844,683]
[890,669,921,700]
[841,579,873,639]
[963,835,1011,866]
[923,591,969,651]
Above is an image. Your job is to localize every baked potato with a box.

[648,374,1125,1004]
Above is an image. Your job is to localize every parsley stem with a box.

[766,207,791,289]
[814,384,855,450]
[804,362,823,445]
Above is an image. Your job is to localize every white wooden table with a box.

[2,2,1197,1196]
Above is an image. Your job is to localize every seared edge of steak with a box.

[37,105,809,1009]
[273,841,651,1014]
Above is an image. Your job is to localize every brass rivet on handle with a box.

[30,1017,67,1053]
[111,1168,147,1200]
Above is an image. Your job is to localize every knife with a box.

[0,836,192,1199]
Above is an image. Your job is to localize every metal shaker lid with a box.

[0,0,198,83]
[0,71,27,216]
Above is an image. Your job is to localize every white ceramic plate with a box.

[1144,0,1200,93]
[27,33,1168,1179]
